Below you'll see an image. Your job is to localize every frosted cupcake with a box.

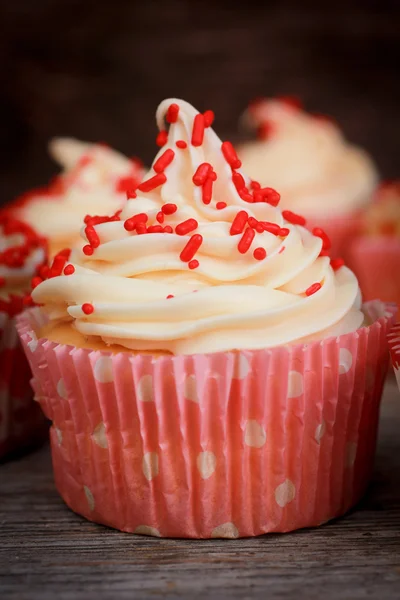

[0,215,48,459]
[17,99,395,538]
[238,98,378,256]
[9,138,144,257]
[348,182,400,305]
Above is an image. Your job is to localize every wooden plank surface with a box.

[1,377,399,600]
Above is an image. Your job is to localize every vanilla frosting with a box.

[32,99,364,355]
[16,138,145,255]
[238,99,378,218]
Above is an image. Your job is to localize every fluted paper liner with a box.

[388,323,400,392]
[0,306,47,459]
[17,301,396,538]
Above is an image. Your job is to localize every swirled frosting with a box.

[15,138,144,256]
[238,99,378,218]
[32,99,364,355]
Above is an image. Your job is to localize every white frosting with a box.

[33,99,364,355]
[238,100,378,217]
[17,138,144,253]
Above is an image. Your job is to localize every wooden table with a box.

[1,378,399,600]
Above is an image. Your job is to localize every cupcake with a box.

[238,98,378,257]
[8,138,144,257]
[388,323,400,392]
[17,99,395,538]
[347,182,400,306]
[0,215,48,459]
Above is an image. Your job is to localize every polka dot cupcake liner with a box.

[347,237,400,306]
[0,302,47,460]
[16,301,396,538]
[388,323,400,392]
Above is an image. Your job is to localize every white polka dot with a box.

[27,331,38,353]
[244,420,267,448]
[57,378,67,400]
[134,525,161,537]
[55,427,63,446]
[142,452,159,481]
[339,348,353,374]
[275,479,296,508]
[196,451,217,479]
[345,442,357,468]
[315,420,326,444]
[287,371,303,398]
[211,522,239,539]
[184,374,199,403]
[94,356,114,383]
[84,486,95,511]
[92,422,108,448]
[236,354,250,379]
[137,374,154,402]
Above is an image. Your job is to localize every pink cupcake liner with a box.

[0,306,47,460]
[305,213,361,260]
[388,323,400,392]
[17,301,396,538]
[347,237,400,306]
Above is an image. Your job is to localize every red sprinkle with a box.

[230,211,248,235]
[248,217,258,228]
[38,265,50,279]
[166,294,174,299]
[319,249,330,257]
[313,227,331,250]
[161,203,178,215]
[175,219,198,236]
[188,260,199,270]
[166,103,179,123]
[49,254,67,278]
[147,225,164,233]
[282,210,306,226]
[191,114,205,146]
[232,172,246,192]
[138,172,167,193]
[82,303,94,315]
[253,247,267,260]
[126,189,137,199]
[180,234,203,262]
[31,276,43,289]
[254,187,281,206]
[221,141,241,169]
[85,225,100,249]
[156,211,164,224]
[250,181,261,190]
[176,140,187,149]
[163,225,173,233]
[64,264,75,275]
[116,175,139,194]
[193,163,212,186]
[305,282,322,296]
[124,213,148,232]
[239,188,254,203]
[261,222,280,235]
[216,202,227,210]
[83,245,94,256]
[279,228,290,237]
[203,110,215,127]
[255,223,264,233]
[330,257,345,271]
[238,227,255,254]
[153,149,175,173]
[136,223,147,234]
[156,130,168,147]
[279,246,285,254]
[202,177,214,205]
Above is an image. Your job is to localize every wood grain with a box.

[1,378,399,600]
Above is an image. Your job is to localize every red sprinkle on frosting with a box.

[161,203,177,215]
[64,264,75,275]
[180,234,203,262]
[203,110,215,127]
[138,172,167,193]
[82,303,94,315]
[166,103,179,123]
[238,227,255,254]
[176,140,187,149]
[202,176,214,205]
[175,219,198,236]
[156,130,168,147]
[191,114,205,146]
[230,210,248,235]
[216,202,227,210]
[282,210,306,226]
[305,282,322,296]
[83,245,94,256]
[313,227,331,250]
[153,149,175,173]
[193,163,212,186]
[279,227,290,238]
[166,294,174,299]
[253,247,267,260]
[221,141,241,169]
[188,259,199,270]
[330,257,345,271]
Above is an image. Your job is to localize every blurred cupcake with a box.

[9,138,145,257]
[0,215,48,459]
[17,99,395,538]
[347,182,400,306]
[238,98,378,256]
[388,323,400,392]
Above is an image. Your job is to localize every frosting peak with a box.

[32,99,363,355]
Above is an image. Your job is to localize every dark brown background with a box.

[0,0,399,205]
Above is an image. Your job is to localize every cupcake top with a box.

[32,98,363,355]
[13,138,144,256]
[361,181,400,238]
[238,98,378,218]
[0,215,47,316]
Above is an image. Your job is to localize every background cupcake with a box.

[0,215,48,459]
[7,138,145,257]
[18,99,395,538]
[237,98,379,257]
[347,181,400,306]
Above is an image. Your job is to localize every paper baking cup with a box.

[347,237,400,306]
[17,301,396,538]
[305,212,361,260]
[0,302,47,459]
[388,323,400,392]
